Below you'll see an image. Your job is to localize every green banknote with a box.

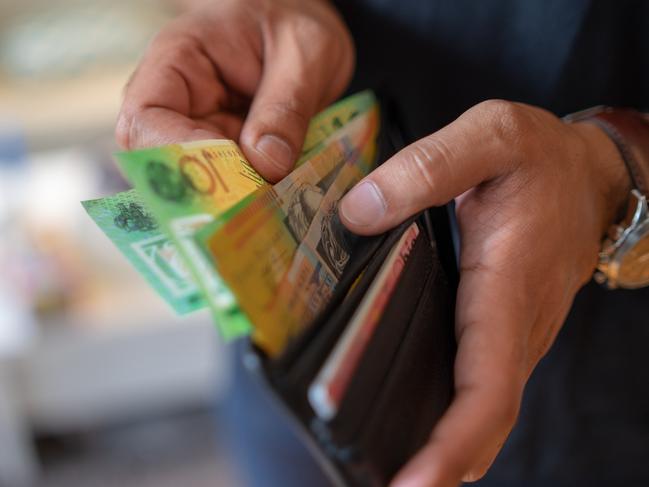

[115,139,262,339]
[301,90,377,156]
[82,190,204,314]
[84,91,378,341]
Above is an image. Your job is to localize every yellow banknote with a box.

[200,103,380,356]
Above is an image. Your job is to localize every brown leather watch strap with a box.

[584,108,649,196]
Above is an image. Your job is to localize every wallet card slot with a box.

[317,228,435,445]
[352,255,455,484]
[305,215,455,485]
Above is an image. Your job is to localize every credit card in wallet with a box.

[308,222,421,420]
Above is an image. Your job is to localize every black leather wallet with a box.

[245,100,458,487]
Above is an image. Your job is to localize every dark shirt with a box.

[337,0,649,135]
[332,1,649,485]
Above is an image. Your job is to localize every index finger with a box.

[115,30,243,149]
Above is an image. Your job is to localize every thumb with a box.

[239,36,326,182]
[340,100,526,235]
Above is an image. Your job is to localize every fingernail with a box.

[390,474,423,487]
[340,180,386,227]
[462,471,481,482]
[255,134,293,172]
[462,464,490,482]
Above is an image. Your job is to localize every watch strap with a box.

[582,108,649,196]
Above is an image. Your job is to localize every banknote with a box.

[116,139,264,338]
[286,102,381,281]
[279,128,379,337]
[82,190,204,314]
[84,91,379,340]
[272,102,381,338]
[197,140,353,353]
[301,90,377,156]
[199,101,380,356]
[264,102,380,343]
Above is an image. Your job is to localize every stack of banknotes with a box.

[83,91,380,357]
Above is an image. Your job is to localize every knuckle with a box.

[474,99,538,161]
[149,15,207,62]
[402,137,454,204]
[485,99,528,136]
[164,36,202,66]
[295,12,331,41]
[287,0,344,41]
[262,99,309,129]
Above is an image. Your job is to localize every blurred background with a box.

[0,1,241,485]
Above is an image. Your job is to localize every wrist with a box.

[572,121,632,234]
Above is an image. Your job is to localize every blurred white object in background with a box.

[0,120,39,487]
[0,1,169,79]
[0,0,174,150]
[0,281,36,358]
[0,118,36,358]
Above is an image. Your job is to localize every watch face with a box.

[617,222,649,288]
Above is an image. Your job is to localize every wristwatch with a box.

[564,106,649,289]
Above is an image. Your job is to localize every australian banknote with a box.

[82,189,204,314]
[84,90,378,341]
[198,101,380,356]
[301,90,376,156]
[115,139,262,338]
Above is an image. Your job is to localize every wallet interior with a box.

[244,97,458,487]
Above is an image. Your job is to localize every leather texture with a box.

[588,109,649,196]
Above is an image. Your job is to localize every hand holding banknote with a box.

[115,0,354,182]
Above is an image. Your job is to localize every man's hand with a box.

[115,0,354,182]
[339,100,631,487]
